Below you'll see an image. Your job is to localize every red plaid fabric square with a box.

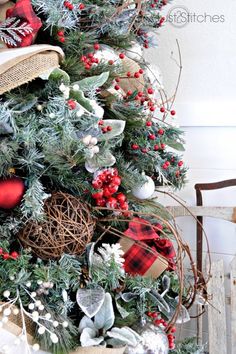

[6,0,42,47]
[123,217,176,275]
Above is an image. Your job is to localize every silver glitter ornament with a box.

[125,323,169,354]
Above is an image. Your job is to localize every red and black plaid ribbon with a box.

[123,217,176,276]
[6,0,42,47]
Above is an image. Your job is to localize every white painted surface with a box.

[145,0,236,349]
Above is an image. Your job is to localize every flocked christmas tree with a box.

[0,1,199,353]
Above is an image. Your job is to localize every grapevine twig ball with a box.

[18,192,95,260]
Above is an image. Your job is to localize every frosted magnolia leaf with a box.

[85,151,116,173]
[74,72,109,92]
[76,286,105,318]
[98,120,126,141]
[94,293,115,331]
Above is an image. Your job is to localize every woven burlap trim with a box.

[0,51,59,94]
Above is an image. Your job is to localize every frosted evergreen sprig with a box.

[0,17,33,47]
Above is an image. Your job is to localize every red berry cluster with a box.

[91,168,129,211]
[57,30,65,43]
[137,29,149,48]
[147,311,176,350]
[124,86,156,112]
[64,1,74,10]
[81,52,100,70]
[98,120,113,134]
[0,248,19,260]
[67,99,77,110]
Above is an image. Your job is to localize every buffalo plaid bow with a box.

[123,217,176,276]
[6,0,42,47]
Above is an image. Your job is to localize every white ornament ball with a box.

[13,308,19,315]
[125,323,169,354]
[3,308,11,316]
[3,290,10,298]
[62,321,68,328]
[45,313,51,320]
[95,44,119,63]
[38,326,46,335]
[32,343,40,352]
[50,333,59,344]
[28,303,35,310]
[132,176,155,199]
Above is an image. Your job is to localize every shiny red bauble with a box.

[0,177,25,209]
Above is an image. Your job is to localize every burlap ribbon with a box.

[0,44,64,94]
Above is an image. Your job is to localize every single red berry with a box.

[176,170,180,177]
[154,144,159,151]
[85,64,91,70]
[116,193,126,203]
[147,88,154,94]
[158,129,164,135]
[57,30,64,37]
[165,161,170,167]
[94,43,100,50]
[79,3,85,10]
[135,95,140,101]
[171,327,176,333]
[92,190,104,199]
[139,68,144,74]
[106,126,112,132]
[88,52,94,58]
[160,16,165,23]
[154,319,162,325]
[147,312,153,317]
[67,99,76,110]
[95,198,106,207]
[127,90,132,96]
[106,197,118,209]
[150,106,156,112]
[169,343,175,350]
[160,107,165,113]
[161,143,166,149]
[3,253,10,260]
[162,163,168,170]
[102,127,108,133]
[171,110,176,116]
[120,201,129,210]
[81,55,87,62]
[131,144,139,150]
[112,176,122,186]
[10,251,19,259]
[114,85,120,90]
[119,53,125,59]
[115,77,120,83]
[151,3,155,8]
[178,160,184,167]
[64,1,69,6]
[103,186,112,198]
[162,321,168,327]
[141,148,148,153]
[152,312,158,318]
[59,37,65,43]
[134,72,140,78]
[148,134,155,140]
[138,91,143,97]
[68,3,74,10]
[144,43,149,49]
[92,180,103,189]
[108,184,119,194]
[146,121,152,127]
[127,71,131,77]
[108,60,114,65]
[98,120,104,125]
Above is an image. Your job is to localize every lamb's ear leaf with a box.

[80,328,104,347]
[74,72,109,91]
[49,68,70,85]
[98,120,126,141]
[94,293,115,331]
[107,327,141,346]
[78,316,95,333]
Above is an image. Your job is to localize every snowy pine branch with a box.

[0,17,32,47]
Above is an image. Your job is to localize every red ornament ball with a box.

[0,177,25,209]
